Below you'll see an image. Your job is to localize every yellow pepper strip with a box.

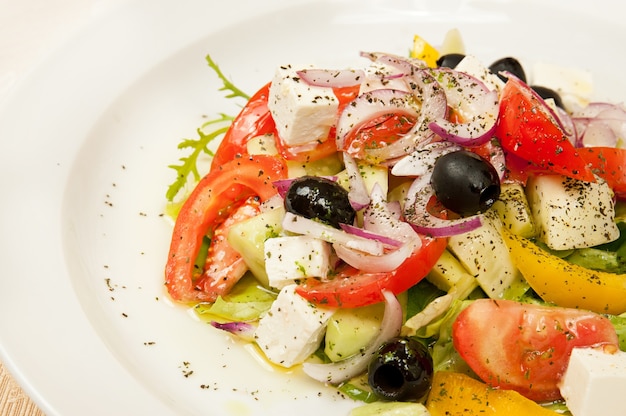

[410,35,439,67]
[501,228,626,315]
[426,371,559,416]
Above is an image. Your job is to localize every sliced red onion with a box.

[296,68,365,88]
[339,223,402,247]
[302,290,402,384]
[211,321,257,342]
[571,102,616,119]
[580,119,619,147]
[427,68,499,146]
[488,140,507,181]
[273,178,293,198]
[403,174,483,237]
[362,183,418,244]
[391,141,462,177]
[363,69,448,162]
[335,88,419,155]
[358,61,411,95]
[342,152,371,210]
[282,212,384,255]
[574,103,626,148]
[333,237,420,273]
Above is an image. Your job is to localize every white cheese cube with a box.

[254,284,335,368]
[268,64,338,147]
[455,54,504,93]
[526,174,619,250]
[531,62,593,109]
[559,347,626,416]
[264,235,331,290]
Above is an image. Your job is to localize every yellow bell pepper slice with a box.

[426,371,559,416]
[501,228,626,315]
[410,35,439,68]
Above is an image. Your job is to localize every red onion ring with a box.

[391,141,462,177]
[333,237,420,273]
[281,212,384,255]
[335,88,419,156]
[572,102,626,148]
[339,223,402,248]
[342,152,371,210]
[211,321,257,342]
[403,174,483,237]
[301,290,402,384]
[427,68,499,146]
[296,68,365,88]
[362,183,419,244]
[363,69,448,162]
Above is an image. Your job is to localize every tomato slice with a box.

[165,155,287,302]
[579,146,626,198]
[339,113,417,162]
[452,298,619,402]
[210,83,277,171]
[295,236,447,308]
[495,76,595,182]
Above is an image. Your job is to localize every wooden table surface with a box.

[0,362,44,416]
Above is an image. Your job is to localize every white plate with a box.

[0,0,624,415]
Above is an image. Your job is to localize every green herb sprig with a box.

[165,54,250,202]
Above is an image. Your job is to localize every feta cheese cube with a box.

[268,64,338,147]
[264,235,331,290]
[254,284,336,368]
[455,54,505,93]
[559,347,626,416]
[526,174,619,250]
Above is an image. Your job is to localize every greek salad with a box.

[164,30,626,416]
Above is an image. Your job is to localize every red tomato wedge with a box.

[165,155,286,302]
[452,299,619,402]
[210,83,277,171]
[495,76,595,183]
[579,146,626,198]
[295,236,447,308]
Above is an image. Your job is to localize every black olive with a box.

[489,57,526,83]
[531,85,565,109]
[368,337,433,401]
[436,53,466,69]
[430,150,501,216]
[284,176,355,228]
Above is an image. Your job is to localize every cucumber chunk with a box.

[491,182,536,238]
[448,213,529,300]
[324,302,384,362]
[227,206,285,287]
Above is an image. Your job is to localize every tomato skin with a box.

[452,298,619,402]
[210,83,277,171]
[295,236,447,308]
[579,146,626,198]
[495,76,595,183]
[165,155,286,302]
[339,113,417,162]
